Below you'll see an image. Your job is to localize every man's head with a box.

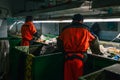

[72,14,84,23]
[25,16,33,22]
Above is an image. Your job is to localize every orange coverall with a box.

[58,23,95,80]
[21,21,37,46]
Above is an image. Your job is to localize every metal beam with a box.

[13,1,84,16]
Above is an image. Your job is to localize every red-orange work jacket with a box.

[59,22,95,53]
[58,22,95,80]
[21,21,37,46]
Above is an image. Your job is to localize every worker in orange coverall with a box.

[21,16,39,46]
[57,14,103,80]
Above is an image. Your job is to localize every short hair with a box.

[72,14,84,21]
[25,16,33,22]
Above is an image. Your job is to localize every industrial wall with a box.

[8,21,120,41]
[99,22,120,41]
[59,22,120,41]
[42,23,59,35]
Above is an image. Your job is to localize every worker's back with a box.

[21,21,36,41]
[59,22,95,53]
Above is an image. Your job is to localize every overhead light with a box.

[33,18,120,23]
[84,18,120,22]
[33,20,73,23]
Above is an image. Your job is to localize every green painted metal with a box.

[9,45,120,80]
[32,53,64,80]
[84,54,120,75]
[9,47,27,80]
[9,45,64,80]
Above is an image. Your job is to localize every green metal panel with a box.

[9,46,28,80]
[79,70,105,80]
[9,45,120,80]
[10,45,64,80]
[8,36,21,47]
[79,64,120,80]
[32,53,64,80]
[84,54,120,75]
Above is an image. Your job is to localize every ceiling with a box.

[0,0,120,20]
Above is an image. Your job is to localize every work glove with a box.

[33,32,40,40]
[90,36,103,55]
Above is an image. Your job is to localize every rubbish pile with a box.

[99,45,120,60]
[32,34,58,56]
[35,34,57,44]
[88,41,120,61]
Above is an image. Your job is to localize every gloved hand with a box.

[90,36,103,55]
[33,32,40,40]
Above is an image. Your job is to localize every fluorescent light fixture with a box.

[33,20,72,23]
[33,18,120,23]
[84,18,120,22]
